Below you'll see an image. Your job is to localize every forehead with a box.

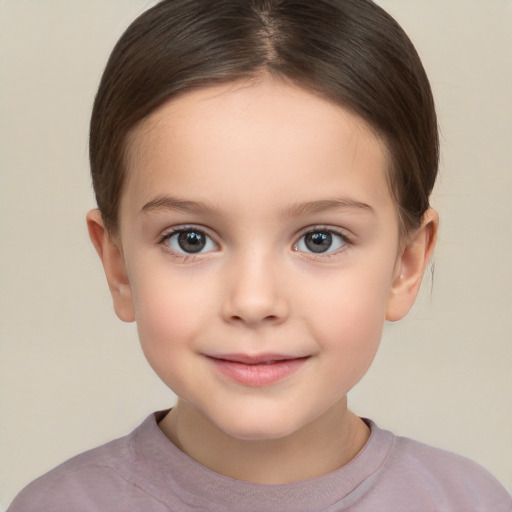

[121,78,393,219]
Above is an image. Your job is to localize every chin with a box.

[211,407,308,442]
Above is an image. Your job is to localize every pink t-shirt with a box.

[8,410,512,511]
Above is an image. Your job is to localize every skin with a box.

[87,77,438,484]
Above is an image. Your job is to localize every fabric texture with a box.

[8,410,512,512]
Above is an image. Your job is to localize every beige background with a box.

[1,0,511,507]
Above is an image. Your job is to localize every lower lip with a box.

[207,357,309,387]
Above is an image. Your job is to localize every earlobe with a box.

[86,209,135,322]
[386,208,439,322]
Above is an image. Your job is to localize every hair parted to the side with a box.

[90,0,438,236]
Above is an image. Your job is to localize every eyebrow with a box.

[141,195,374,217]
[141,196,223,216]
[285,199,374,217]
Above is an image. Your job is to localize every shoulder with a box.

[7,414,170,512]
[8,437,133,512]
[369,422,512,511]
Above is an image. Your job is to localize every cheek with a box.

[304,261,394,354]
[308,292,386,394]
[130,278,211,395]
[128,267,214,360]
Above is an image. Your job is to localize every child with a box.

[7,0,511,510]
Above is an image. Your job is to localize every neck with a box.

[159,399,370,484]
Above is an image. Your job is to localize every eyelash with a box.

[294,226,352,259]
[158,225,353,260]
[158,226,218,261]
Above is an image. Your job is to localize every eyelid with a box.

[159,225,220,257]
[159,224,216,240]
[293,225,353,256]
[157,224,353,259]
[295,225,352,241]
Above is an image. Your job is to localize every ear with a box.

[86,209,135,322]
[386,208,439,322]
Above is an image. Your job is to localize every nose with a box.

[220,251,289,327]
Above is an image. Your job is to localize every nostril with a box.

[229,313,281,325]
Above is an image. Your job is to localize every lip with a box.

[206,353,310,387]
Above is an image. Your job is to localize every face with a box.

[97,78,427,441]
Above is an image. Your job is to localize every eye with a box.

[295,229,346,254]
[163,228,217,254]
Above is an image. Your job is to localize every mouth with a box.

[205,353,310,387]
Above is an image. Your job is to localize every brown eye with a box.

[165,229,216,254]
[295,230,346,254]
[177,231,206,253]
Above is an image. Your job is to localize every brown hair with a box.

[90,0,438,235]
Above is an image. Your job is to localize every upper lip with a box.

[206,353,308,365]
